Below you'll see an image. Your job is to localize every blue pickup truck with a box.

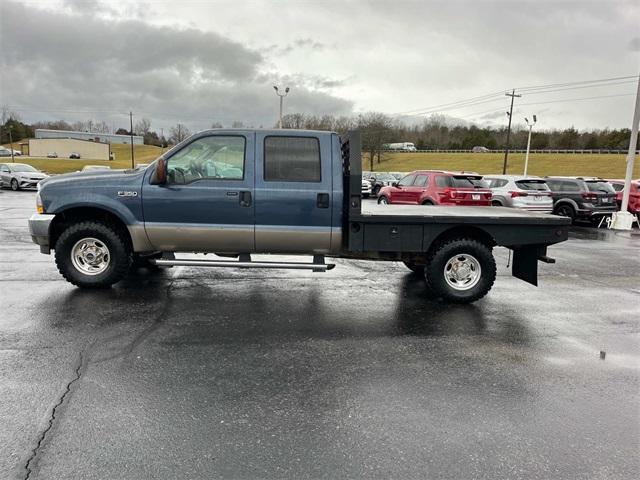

[28,129,570,303]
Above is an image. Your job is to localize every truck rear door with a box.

[254,131,333,253]
[142,132,255,252]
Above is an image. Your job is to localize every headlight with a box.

[36,192,44,214]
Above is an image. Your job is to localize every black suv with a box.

[545,177,618,223]
[366,172,397,196]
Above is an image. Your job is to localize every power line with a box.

[461,92,636,120]
[391,74,639,117]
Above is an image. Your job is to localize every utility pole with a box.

[8,126,14,163]
[611,74,640,230]
[523,115,537,176]
[502,90,521,174]
[273,85,290,128]
[129,111,135,168]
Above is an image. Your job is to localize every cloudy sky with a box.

[1,0,639,134]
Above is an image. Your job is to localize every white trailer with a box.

[386,142,417,152]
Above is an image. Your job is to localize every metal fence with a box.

[383,149,639,154]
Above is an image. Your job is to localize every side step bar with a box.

[149,255,335,272]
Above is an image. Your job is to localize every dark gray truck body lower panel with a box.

[343,204,570,287]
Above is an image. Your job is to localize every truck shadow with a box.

[35,265,532,349]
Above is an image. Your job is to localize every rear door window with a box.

[264,136,321,182]
[515,179,550,191]
[560,181,579,191]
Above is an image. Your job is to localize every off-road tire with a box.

[424,238,496,303]
[54,221,131,288]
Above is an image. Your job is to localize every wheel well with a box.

[430,226,497,251]
[50,207,132,250]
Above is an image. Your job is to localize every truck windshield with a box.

[516,179,550,191]
[586,181,615,193]
[451,176,488,188]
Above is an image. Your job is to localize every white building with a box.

[35,128,144,145]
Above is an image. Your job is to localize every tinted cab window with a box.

[264,136,320,182]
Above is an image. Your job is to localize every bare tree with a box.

[210,121,223,128]
[231,121,245,128]
[134,118,151,136]
[93,121,110,134]
[169,123,191,144]
[358,112,393,170]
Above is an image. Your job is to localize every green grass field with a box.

[364,152,639,179]
[0,143,164,174]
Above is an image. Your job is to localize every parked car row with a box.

[0,163,49,190]
[369,169,640,223]
[0,163,116,191]
[0,147,22,157]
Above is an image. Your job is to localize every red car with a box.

[377,170,492,206]
[607,179,640,214]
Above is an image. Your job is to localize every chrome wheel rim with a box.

[71,237,110,275]
[444,254,481,291]
[379,197,388,204]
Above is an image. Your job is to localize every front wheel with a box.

[425,238,496,303]
[11,179,19,191]
[54,221,131,288]
[378,195,389,205]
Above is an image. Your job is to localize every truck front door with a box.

[254,132,333,253]
[141,132,255,252]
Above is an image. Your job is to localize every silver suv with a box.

[484,175,553,213]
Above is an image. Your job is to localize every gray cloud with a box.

[0,1,352,131]
[630,37,640,51]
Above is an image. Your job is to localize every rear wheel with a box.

[11,179,19,191]
[54,221,131,288]
[424,238,496,303]
[554,204,575,223]
[377,195,389,205]
[421,200,434,205]
[491,200,502,207]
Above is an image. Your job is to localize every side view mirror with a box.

[150,157,167,185]
[392,182,399,188]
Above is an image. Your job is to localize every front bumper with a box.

[28,214,55,253]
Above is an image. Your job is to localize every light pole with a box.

[273,85,290,129]
[610,73,640,230]
[8,125,14,163]
[523,115,537,176]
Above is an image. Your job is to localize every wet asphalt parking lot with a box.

[1,189,639,480]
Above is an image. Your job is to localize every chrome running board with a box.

[149,254,335,272]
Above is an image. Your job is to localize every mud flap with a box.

[511,245,542,286]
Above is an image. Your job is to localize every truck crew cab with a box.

[28,129,570,303]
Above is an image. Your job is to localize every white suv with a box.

[484,175,553,213]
